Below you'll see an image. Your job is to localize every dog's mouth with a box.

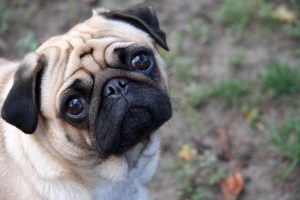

[93,79,172,157]
[119,107,154,148]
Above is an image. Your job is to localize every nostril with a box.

[107,86,116,96]
[103,78,130,98]
[118,79,129,89]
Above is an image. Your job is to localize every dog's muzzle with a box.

[94,77,172,157]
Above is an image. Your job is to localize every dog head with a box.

[1,4,172,159]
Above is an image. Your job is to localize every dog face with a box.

[1,4,172,159]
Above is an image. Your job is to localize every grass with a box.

[285,22,300,39]
[187,18,212,44]
[16,32,39,54]
[0,4,9,34]
[172,149,224,200]
[261,61,300,96]
[183,104,202,132]
[293,48,300,57]
[186,83,209,107]
[228,51,247,70]
[289,0,300,11]
[211,79,249,106]
[271,115,300,177]
[216,0,256,35]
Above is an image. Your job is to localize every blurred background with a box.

[1,0,300,199]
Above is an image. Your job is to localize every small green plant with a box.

[261,61,300,96]
[171,56,194,82]
[0,5,9,33]
[229,51,247,70]
[216,0,256,35]
[172,148,224,200]
[16,32,38,54]
[285,22,300,39]
[211,79,249,106]
[289,0,300,11]
[271,115,300,177]
[186,83,210,107]
[187,18,212,44]
[293,48,300,57]
[183,104,202,132]
[257,1,273,21]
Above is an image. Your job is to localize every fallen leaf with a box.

[272,5,296,23]
[178,144,197,161]
[216,128,230,161]
[221,171,244,200]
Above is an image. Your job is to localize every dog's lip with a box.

[121,106,154,131]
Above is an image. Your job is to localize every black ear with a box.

[98,4,169,50]
[1,53,45,134]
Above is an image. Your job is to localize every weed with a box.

[216,0,256,35]
[169,31,184,55]
[285,22,300,39]
[183,104,202,132]
[186,83,210,107]
[187,18,212,44]
[0,5,9,34]
[211,79,249,106]
[257,1,273,21]
[261,61,300,96]
[172,149,224,200]
[172,56,194,82]
[289,0,300,11]
[271,115,300,177]
[228,51,247,70]
[293,48,300,57]
[16,32,38,54]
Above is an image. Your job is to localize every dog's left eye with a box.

[131,53,153,70]
[65,97,86,117]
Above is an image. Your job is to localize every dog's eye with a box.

[66,97,85,116]
[131,53,153,70]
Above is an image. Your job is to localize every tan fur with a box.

[0,11,168,200]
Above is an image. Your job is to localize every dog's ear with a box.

[96,4,169,50]
[1,53,45,134]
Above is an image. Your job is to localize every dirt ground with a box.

[1,0,300,199]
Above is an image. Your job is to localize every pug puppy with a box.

[0,4,172,200]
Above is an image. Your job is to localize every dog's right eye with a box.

[65,97,87,119]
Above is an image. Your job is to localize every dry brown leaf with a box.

[272,5,296,23]
[221,171,244,200]
[178,144,197,161]
[216,128,230,160]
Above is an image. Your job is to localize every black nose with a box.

[103,78,129,98]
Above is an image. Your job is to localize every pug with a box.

[0,4,172,200]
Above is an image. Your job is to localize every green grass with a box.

[187,18,212,44]
[186,83,210,107]
[289,0,300,11]
[293,48,300,57]
[216,0,257,35]
[211,79,249,106]
[0,4,9,33]
[171,150,224,200]
[285,23,300,39]
[228,51,247,70]
[16,32,39,54]
[261,61,300,96]
[183,104,202,132]
[271,115,300,177]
